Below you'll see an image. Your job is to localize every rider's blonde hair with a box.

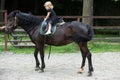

[44,1,54,9]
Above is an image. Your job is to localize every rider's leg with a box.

[45,21,52,35]
[45,23,51,35]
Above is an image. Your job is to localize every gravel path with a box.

[0,52,120,80]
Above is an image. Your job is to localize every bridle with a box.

[12,16,18,29]
[7,16,18,31]
[14,16,17,27]
[7,15,23,46]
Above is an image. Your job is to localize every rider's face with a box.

[44,5,50,10]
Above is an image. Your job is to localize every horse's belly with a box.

[46,36,73,46]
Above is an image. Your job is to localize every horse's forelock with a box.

[8,10,21,19]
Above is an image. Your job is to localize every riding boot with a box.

[45,24,51,35]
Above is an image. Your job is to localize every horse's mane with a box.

[8,10,44,27]
[17,13,43,25]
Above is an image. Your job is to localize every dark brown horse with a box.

[5,10,94,76]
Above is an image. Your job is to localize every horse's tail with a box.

[87,25,94,41]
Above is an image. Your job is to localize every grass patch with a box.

[94,34,120,38]
[0,46,34,54]
[88,42,120,53]
[0,43,78,54]
[0,42,120,54]
[45,43,77,53]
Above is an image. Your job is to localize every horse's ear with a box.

[14,10,20,16]
[28,12,32,15]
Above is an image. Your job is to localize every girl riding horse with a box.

[44,1,58,35]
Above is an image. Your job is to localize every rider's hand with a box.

[44,18,47,21]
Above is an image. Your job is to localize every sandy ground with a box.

[0,52,120,80]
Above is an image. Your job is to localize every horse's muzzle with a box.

[5,29,11,34]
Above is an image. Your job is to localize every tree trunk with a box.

[82,0,93,25]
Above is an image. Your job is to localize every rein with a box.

[8,32,23,47]
[43,36,52,59]
[48,45,51,59]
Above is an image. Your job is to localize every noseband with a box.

[15,16,17,25]
[8,16,18,29]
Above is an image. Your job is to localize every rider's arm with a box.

[44,12,51,21]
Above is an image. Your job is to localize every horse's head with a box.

[5,10,44,34]
[5,10,20,34]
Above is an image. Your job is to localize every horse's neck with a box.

[17,15,41,34]
[22,25,36,34]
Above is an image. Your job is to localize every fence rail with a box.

[0,10,120,50]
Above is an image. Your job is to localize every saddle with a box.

[57,18,65,26]
[40,18,65,36]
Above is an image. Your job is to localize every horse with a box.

[5,10,94,76]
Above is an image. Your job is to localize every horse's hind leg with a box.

[34,46,40,71]
[78,42,94,76]
[78,42,87,73]
[87,50,94,76]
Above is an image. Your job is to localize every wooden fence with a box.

[0,10,7,50]
[0,10,120,50]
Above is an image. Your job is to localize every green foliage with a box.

[45,43,78,53]
[1,46,34,54]
[0,43,78,54]
[0,42,120,54]
[88,42,120,53]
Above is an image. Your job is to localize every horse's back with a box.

[69,21,94,42]
[70,21,88,32]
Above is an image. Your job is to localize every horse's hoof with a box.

[77,68,84,74]
[41,69,44,72]
[87,71,92,76]
[39,69,44,73]
[35,67,40,71]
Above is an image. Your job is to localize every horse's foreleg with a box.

[39,44,45,72]
[34,46,40,71]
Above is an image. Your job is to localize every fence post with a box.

[77,17,80,22]
[4,10,8,51]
